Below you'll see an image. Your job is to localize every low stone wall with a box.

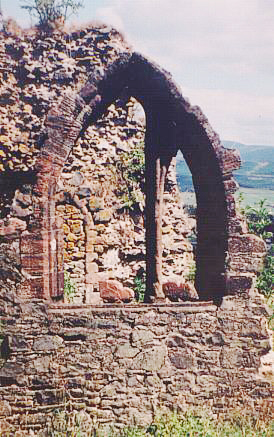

[0,291,273,433]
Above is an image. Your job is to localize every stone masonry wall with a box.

[0,291,273,434]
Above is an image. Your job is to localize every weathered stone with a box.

[166,334,186,348]
[116,342,139,358]
[225,274,254,294]
[132,346,167,371]
[131,328,154,347]
[228,235,267,254]
[0,400,11,416]
[206,332,225,346]
[169,351,194,369]
[33,335,63,351]
[88,196,104,212]
[163,280,198,301]
[32,356,51,373]
[99,280,134,302]
[86,262,99,275]
[94,209,112,224]
[94,245,104,254]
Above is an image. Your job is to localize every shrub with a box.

[20,0,83,28]
[244,199,273,239]
[116,141,145,212]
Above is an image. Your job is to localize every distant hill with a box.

[222,141,274,163]
[176,141,274,191]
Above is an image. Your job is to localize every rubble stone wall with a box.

[0,291,273,434]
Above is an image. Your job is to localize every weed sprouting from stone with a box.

[63,271,76,303]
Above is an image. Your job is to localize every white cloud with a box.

[183,87,274,145]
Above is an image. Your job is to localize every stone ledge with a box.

[48,301,217,314]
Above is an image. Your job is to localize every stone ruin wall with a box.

[0,291,273,434]
[0,25,194,303]
[0,24,273,434]
[56,105,194,304]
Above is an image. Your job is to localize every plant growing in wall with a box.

[63,271,76,303]
[133,270,146,302]
[116,141,145,212]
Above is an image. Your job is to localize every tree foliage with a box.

[20,0,83,27]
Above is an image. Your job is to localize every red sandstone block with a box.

[20,233,44,254]
[99,280,134,303]
[225,274,254,295]
[228,234,267,254]
[44,138,71,160]
[21,253,45,270]
[163,280,198,301]
[224,178,239,194]
[18,276,44,299]
[226,194,237,218]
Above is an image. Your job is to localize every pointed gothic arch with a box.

[21,52,244,302]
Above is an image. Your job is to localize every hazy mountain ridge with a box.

[176,141,274,191]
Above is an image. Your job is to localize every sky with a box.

[2,0,274,146]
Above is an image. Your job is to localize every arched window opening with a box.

[160,153,197,302]
[18,52,251,303]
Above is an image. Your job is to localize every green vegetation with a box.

[116,141,145,212]
[133,271,146,302]
[244,199,273,239]
[44,410,274,436]
[239,188,274,213]
[185,262,196,282]
[257,250,274,299]
[20,0,83,27]
[63,270,76,303]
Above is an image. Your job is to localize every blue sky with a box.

[2,0,274,146]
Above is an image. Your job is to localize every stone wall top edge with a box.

[48,301,217,314]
